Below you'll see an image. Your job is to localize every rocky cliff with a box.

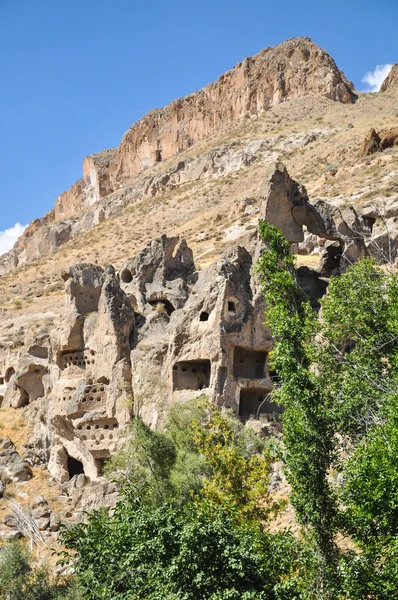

[380,64,398,92]
[0,37,356,274]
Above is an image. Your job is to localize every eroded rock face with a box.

[129,242,275,428]
[108,37,355,190]
[261,163,370,269]
[2,165,391,490]
[362,128,398,154]
[380,64,398,92]
[0,437,32,483]
[119,235,197,313]
[46,264,134,482]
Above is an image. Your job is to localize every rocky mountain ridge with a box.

[0,37,357,274]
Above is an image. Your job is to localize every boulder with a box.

[0,438,32,483]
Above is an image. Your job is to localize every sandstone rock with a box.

[46,262,134,483]
[120,235,197,314]
[380,64,398,92]
[0,478,5,497]
[50,512,61,532]
[3,513,17,528]
[361,128,381,155]
[261,163,369,266]
[32,505,51,530]
[361,128,398,154]
[0,38,356,275]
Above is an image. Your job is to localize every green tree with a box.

[257,221,398,599]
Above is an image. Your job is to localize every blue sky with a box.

[0,0,397,252]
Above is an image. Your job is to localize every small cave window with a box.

[121,269,133,284]
[200,311,209,322]
[155,149,162,162]
[149,299,175,316]
[227,301,236,313]
[0,377,3,385]
[67,455,85,479]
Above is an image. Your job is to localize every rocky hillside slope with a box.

[0,36,398,546]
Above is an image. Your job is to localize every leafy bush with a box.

[60,496,300,600]
[0,542,81,600]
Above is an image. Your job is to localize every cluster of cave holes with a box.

[80,384,107,407]
[76,420,119,444]
[172,360,211,391]
[239,388,283,420]
[233,347,268,380]
[62,349,95,369]
[61,388,76,403]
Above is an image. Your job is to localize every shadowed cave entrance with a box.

[239,388,283,420]
[233,347,267,379]
[173,360,211,391]
[67,455,85,479]
[149,299,175,316]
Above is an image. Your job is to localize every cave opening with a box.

[233,347,267,379]
[67,455,85,479]
[173,359,211,391]
[149,299,175,316]
[239,388,283,419]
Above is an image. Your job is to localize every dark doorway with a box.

[233,347,267,379]
[239,388,283,419]
[67,456,84,479]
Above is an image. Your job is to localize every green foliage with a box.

[56,221,398,599]
[59,399,296,599]
[193,403,277,522]
[257,221,339,568]
[59,496,300,600]
[0,542,81,600]
[105,397,271,515]
[257,221,398,598]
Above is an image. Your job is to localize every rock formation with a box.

[361,128,398,154]
[0,37,357,275]
[380,64,398,92]
[1,162,376,489]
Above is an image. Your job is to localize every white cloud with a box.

[0,223,27,256]
[361,64,393,92]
